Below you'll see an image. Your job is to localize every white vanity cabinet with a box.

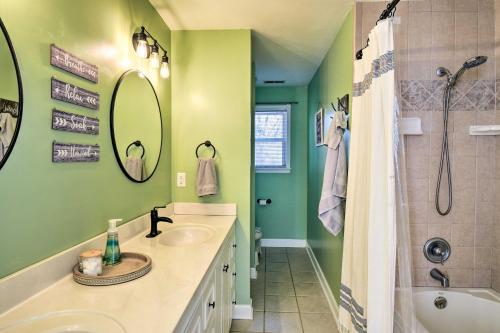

[177,227,236,333]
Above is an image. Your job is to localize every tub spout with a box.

[430,268,449,288]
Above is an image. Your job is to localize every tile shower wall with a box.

[356,0,499,288]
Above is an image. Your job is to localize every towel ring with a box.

[126,140,145,159]
[195,140,216,158]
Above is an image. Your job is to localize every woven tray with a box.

[73,252,152,286]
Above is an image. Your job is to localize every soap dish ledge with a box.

[469,125,500,136]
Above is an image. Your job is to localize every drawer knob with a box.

[232,272,237,276]
[223,264,229,272]
[232,244,237,248]
[208,301,216,309]
[232,301,236,305]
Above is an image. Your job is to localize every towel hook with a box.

[126,140,145,159]
[195,140,216,158]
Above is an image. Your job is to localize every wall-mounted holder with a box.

[400,117,423,136]
[423,237,451,264]
[469,125,500,136]
[257,198,272,206]
[195,140,216,158]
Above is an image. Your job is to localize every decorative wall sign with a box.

[51,78,99,110]
[50,44,98,83]
[52,109,99,135]
[315,108,324,146]
[52,142,99,163]
[0,98,19,117]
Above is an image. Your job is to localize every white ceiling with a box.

[149,0,354,86]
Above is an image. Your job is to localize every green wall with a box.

[171,30,252,305]
[307,9,354,302]
[0,0,172,278]
[0,31,17,101]
[255,86,308,240]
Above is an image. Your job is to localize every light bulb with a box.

[160,61,170,78]
[160,54,170,79]
[136,39,148,59]
[150,44,160,68]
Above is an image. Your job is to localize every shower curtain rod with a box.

[355,0,401,60]
[378,0,400,22]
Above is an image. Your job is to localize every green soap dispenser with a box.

[104,219,122,266]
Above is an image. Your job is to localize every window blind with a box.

[255,110,288,168]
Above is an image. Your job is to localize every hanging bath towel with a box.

[339,19,397,333]
[318,111,347,236]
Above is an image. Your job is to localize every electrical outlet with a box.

[176,172,186,187]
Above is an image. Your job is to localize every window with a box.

[255,104,291,173]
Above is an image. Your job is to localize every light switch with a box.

[176,172,186,187]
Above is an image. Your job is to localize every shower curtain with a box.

[339,18,417,333]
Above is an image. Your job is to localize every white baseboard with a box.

[250,267,258,280]
[261,239,306,248]
[306,243,339,325]
[233,303,253,320]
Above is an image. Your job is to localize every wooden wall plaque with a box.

[51,78,99,110]
[0,98,19,117]
[50,44,98,83]
[52,109,99,135]
[52,142,100,163]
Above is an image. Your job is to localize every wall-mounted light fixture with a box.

[132,26,170,78]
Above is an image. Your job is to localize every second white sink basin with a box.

[0,310,126,333]
[159,224,215,246]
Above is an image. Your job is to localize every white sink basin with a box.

[0,310,126,333]
[159,224,215,246]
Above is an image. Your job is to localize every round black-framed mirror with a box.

[0,17,23,171]
[110,69,163,183]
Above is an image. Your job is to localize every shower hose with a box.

[435,85,453,215]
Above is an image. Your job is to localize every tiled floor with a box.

[230,247,339,333]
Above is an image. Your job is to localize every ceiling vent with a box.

[264,80,285,84]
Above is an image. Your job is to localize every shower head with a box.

[463,56,487,69]
[442,55,488,86]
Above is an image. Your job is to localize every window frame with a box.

[254,104,291,174]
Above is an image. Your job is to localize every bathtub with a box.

[414,287,500,333]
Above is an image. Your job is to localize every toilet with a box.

[255,227,262,265]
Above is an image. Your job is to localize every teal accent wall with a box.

[307,8,354,302]
[0,0,172,278]
[171,30,252,305]
[255,86,308,240]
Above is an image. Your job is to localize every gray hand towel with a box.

[197,158,218,197]
[125,156,146,181]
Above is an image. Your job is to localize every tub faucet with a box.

[146,205,173,238]
[430,268,449,288]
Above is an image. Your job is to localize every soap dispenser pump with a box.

[104,219,122,266]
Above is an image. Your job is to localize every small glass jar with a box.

[78,249,103,276]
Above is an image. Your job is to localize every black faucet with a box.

[146,205,173,238]
[430,268,450,288]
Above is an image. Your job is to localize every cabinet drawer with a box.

[202,269,217,330]
[183,301,202,333]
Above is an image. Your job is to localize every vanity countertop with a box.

[0,214,236,332]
